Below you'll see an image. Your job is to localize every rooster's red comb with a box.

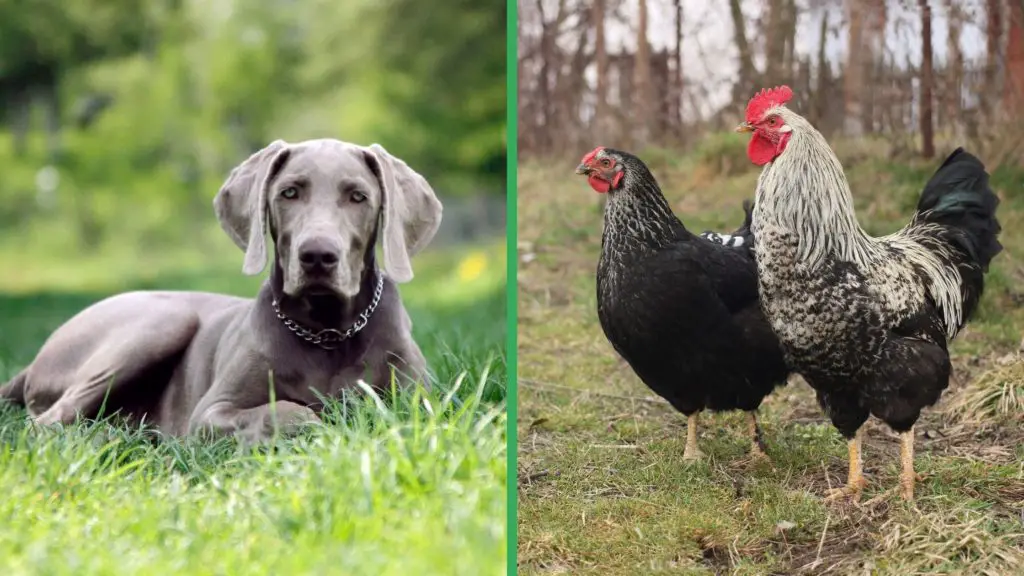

[580,146,605,165]
[745,86,793,123]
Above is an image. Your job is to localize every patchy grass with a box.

[516,141,1024,575]
[0,238,507,575]
[949,359,1024,425]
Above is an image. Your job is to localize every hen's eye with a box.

[281,187,299,200]
[601,159,612,168]
[351,190,367,203]
[768,117,777,126]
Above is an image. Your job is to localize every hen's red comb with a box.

[580,146,605,165]
[745,86,793,123]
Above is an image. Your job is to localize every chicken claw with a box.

[824,482,866,503]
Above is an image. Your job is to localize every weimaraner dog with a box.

[0,139,442,442]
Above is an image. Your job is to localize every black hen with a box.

[576,146,791,460]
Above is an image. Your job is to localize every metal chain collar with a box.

[272,272,384,350]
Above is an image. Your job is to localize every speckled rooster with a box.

[737,85,1002,501]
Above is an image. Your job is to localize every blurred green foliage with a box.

[0,0,505,249]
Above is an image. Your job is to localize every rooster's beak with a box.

[575,163,590,175]
[735,122,754,133]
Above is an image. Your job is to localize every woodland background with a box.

[0,0,506,267]
[518,0,1024,166]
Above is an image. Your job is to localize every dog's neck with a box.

[268,259,380,334]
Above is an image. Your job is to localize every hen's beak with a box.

[735,122,754,133]
[575,163,591,175]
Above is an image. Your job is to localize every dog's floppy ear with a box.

[363,144,443,283]
[213,140,291,275]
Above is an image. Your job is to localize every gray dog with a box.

[0,138,442,442]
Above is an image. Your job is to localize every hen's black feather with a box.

[593,149,789,417]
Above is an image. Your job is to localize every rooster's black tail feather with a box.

[914,147,1002,326]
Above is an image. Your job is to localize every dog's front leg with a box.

[189,400,321,443]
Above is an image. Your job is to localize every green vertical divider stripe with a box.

[505,0,518,573]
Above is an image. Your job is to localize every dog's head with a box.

[214,139,442,298]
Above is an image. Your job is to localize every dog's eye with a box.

[281,187,299,200]
[351,190,367,203]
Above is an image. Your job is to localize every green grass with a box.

[0,235,507,575]
[516,140,1024,575]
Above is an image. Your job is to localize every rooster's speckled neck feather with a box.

[753,108,966,339]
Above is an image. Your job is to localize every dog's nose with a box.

[298,238,340,273]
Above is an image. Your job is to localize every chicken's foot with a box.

[683,413,704,461]
[747,410,769,461]
[857,428,923,507]
[825,428,866,502]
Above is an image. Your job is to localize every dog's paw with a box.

[250,403,322,442]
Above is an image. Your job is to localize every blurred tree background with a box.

[0,0,505,290]
[518,0,1024,171]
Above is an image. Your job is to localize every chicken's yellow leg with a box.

[747,410,769,460]
[825,427,866,502]
[683,413,704,461]
[900,427,916,501]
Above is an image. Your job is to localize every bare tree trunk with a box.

[594,0,609,137]
[862,0,886,134]
[536,0,552,153]
[813,10,829,127]
[1005,0,1024,114]
[946,0,965,138]
[634,0,653,145]
[652,50,672,141]
[984,0,1005,119]
[534,0,568,154]
[765,0,785,86]
[920,0,935,158]
[674,0,683,134]
[729,0,757,105]
[844,0,865,135]
[762,0,795,85]
[563,24,590,150]
[782,0,798,78]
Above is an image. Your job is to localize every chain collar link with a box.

[272,272,384,350]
